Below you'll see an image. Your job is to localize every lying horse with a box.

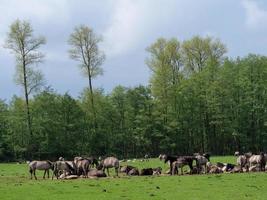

[120,165,135,174]
[98,157,119,176]
[52,161,76,180]
[88,169,107,177]
[140,168,153,176]
[128,168,139,176]
[29,160,54,180]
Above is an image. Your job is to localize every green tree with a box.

[68,25,105,130]
[4,19,46,152]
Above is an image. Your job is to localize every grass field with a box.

[0,156,267,200]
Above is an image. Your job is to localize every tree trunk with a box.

[87,70,97,130]
[22,56,33,154]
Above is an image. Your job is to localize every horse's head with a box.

[46,160,55,170]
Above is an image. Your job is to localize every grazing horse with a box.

[52,161,76,180]
[248,153,266,171]
[29,160,54,180]
[98,157,119,176]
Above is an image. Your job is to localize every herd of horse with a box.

[28,151,267,180]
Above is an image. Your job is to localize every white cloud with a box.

[242,0,267,29]
[103,0,141,57]
[102,0,182,58]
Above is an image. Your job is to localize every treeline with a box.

[1,20,267,161]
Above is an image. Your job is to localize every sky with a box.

[1,0,267,100]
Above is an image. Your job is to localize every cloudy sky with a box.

[1,0,267,100]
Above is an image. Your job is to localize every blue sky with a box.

[1,0,267,100]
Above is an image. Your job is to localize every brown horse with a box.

[248,153,266,171]
[98,157,119,176]
[74,157,90,177]
[29,160,54,180]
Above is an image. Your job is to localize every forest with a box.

[1,19,267,161]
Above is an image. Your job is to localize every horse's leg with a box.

[189,163,193,174]
[47,169,49,178]
[52,170,55,180]
[29,168,33,179]
[172,165,176,175]
[43,170,46,179]
[181,167,183,175]
[170,162,173,174]
[34,170,37,180]
[115,167,118,177]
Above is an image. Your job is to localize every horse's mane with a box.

[46,160,53,166]
[65,161,76,173]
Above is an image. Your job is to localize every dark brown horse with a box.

[172,156,196,175]
[164,155,196,175]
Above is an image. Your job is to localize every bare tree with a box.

[68,25,105,129]
[4,19,46,141]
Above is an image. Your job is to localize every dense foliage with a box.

[1,34,267,161]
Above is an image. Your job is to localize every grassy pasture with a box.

[0,156,267,200]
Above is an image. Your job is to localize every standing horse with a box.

[171,156,196,175]
[195,155,209,174]
[29,160,54,180]
[163,155,179,173]
[74,157,90,177]
[248,153,266,171]
[98,157,119,176]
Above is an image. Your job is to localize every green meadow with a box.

[0,156,267,200]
